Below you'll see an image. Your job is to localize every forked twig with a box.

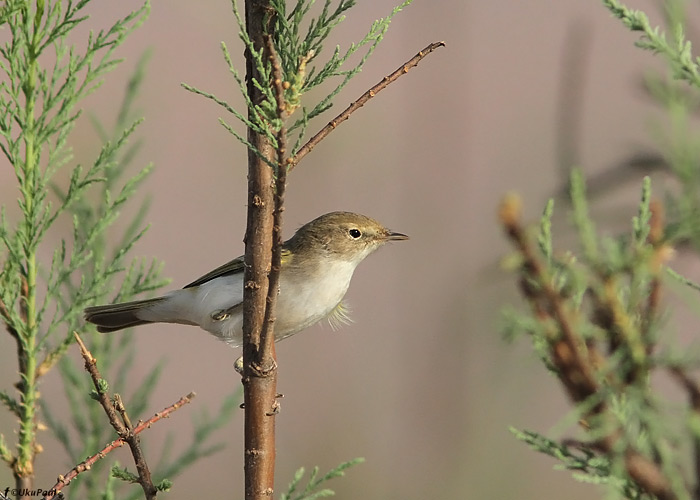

[43,392,195,499]
[58,333,195,500]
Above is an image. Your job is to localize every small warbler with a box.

[84,212,408,347]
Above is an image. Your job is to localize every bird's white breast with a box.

[274,258,357,340]
[139,258,358,347]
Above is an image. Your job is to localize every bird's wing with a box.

[183,255,245,289]
[183,248,293,290]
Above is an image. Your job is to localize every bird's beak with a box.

[387,231,409,241]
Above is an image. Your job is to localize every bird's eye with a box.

[348,228,362,239]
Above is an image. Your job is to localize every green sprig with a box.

[603,0,700,87]
[280,458,365,500]
[182,0,413,162]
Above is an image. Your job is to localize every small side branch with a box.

[288,41,445,169]
[43,392,195,500]
[259,34,287,371]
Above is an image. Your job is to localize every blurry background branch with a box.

[501,2,700,495]
[501,174,680,499]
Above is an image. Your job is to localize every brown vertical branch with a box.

[242,1,278,499]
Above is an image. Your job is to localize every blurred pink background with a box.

[0,0,691,498]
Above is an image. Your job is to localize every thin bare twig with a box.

[43,392,195,500]
[287,41,445,169]
[259,34,287,378]
[73,333,157,500]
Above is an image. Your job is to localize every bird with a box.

[84,211,408,347]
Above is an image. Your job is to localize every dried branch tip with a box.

[499,192,522,229]
[73,332,93,363]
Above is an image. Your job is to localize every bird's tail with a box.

[84,297,167,333]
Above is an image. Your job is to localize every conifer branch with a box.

[500,192,676,500]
